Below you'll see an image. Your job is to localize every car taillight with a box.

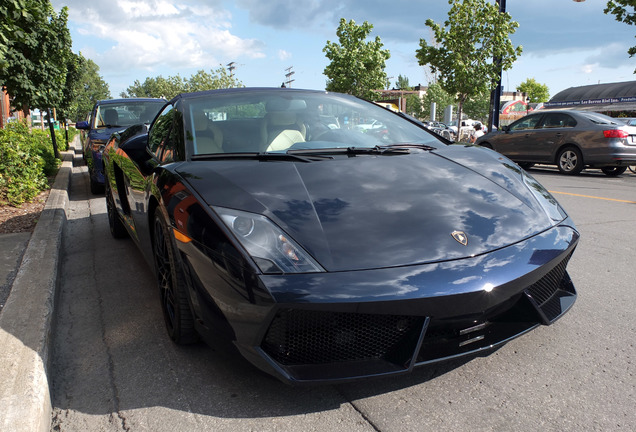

[603,129,629,138]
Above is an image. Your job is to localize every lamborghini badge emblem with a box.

[451,230,468,246]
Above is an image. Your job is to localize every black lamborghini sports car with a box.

[102,88,579,384]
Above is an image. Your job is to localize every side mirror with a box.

[76,121,89,130]
[501,125,510,132]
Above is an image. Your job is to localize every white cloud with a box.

[277,49,291,61]
[53,0,265,74]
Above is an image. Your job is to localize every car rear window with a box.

[581,112,622,125]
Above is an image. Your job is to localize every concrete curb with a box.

[0,141,75,432]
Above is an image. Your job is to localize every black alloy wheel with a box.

[105,183,128,239]
[557,146,584,175]
[153,212,199,345]
[601,166,627,177]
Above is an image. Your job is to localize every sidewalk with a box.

[0,138,76,432]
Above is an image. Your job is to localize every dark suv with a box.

[76,98,165,193]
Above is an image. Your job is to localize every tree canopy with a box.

[604,0,636,72]
[415,0,522,125]
[421,82,455,122]
[516,78,550,103]
[323,19,391,100]
[63,54,110,122]
[123,66,243,100]
[395,75,412,91]
[0,0,75,116]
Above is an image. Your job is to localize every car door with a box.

[125,103,182,250]
[532,112,575,162]
[492,114,544,161]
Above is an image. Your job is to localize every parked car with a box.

[76,98,165,193]
[475,109,636,176]
[103,87,578,384]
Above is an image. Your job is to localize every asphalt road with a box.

[49,163,636,432]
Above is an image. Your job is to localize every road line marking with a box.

[549,190,636,204]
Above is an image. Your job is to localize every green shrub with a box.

[0,121,60,206]
[54,126,78,152]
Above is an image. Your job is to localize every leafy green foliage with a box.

[124,66,244,100]
[415,0,523,124]
[405,94,424,118]
[60,54,110,122]
[604,0,636,71]
[462,92,490,123]
[421,82,456,122]
[323,19,391,100]
[396,75,412,91]
[516,78,550,103]
[0,1,74,115]
[0,121,59,206]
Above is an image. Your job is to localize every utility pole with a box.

[488,0,506,133]
[284,66,295,88]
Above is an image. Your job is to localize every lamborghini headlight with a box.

[213,206,325,274]
[523,172,567,225]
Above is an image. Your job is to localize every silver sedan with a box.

[475,109,636,176]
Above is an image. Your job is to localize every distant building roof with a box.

[545,80,636,112]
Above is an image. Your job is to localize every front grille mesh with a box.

[525,252,573,322]
[262,309,422,366]
[262,253,576,372]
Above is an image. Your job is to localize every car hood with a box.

[178,146,559,272]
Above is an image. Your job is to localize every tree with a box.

[124,75,187,99]
[462,92,490,123]
[604,0,636,72]
[64,54,110,122]
[422,82,456,122]
[396,75,412,90]
[188,66,243,92]
[0,1,74,118]
[124,67,243,99]
[323,18,391,100]
[516,78,550,103]
[415,0,522,127]
[405,93,424,118]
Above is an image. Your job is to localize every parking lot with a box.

[50,163,635,432]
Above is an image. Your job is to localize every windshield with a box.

[94,100,165,128]
[183,90,444,156]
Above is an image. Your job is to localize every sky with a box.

[49,0,635,100]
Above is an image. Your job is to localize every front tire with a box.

[557,147,584,175]
[153,211,199,345]
[89,173,104,194]
[105,183,128,239]
[601,166,627,177]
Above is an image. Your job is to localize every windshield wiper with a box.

[288,145,411,157]
[386,143,437,151]
[191,152,333,162]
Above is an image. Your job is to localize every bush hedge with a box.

[0,120,71,206]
